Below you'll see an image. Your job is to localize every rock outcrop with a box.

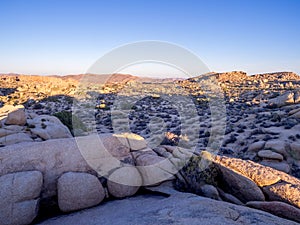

[38,191,299,225]
[1,133,300,224]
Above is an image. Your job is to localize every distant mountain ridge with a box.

[0,71,299,84]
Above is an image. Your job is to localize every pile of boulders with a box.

[1,133,300,224]
[0,105,72,146]
[175,150,300,223]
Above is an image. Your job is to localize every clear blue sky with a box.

[0,0,299,76]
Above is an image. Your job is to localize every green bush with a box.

[53,111,88,136]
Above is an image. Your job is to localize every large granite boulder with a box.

[133,148,176,186]
[0,171,43,225]
[218,165,265,203]
[0,137,93,199]
[263,182,300,208]
[5,108,27,126]
[213,154,281,187]
[57,172,105,212]
[0,105,26,126]
[28,115,72,140]
[107,167,142,198]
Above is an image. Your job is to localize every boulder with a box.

[114,133,147,151]
[264,140,288,157]
[257,150,284,161]
[200,184,221,200]
[107,167,142,198]
[134,149,177,186]
[263,182,300,208]
[248,141,265,152]
[246,201,300,223]
[0,133,33,146]
[260,160,290,173]
[288,107,300,116]
[99,133,131,158]
[218,188,244,205]
[57,172,105,212]
[0,105,25,122]
[214,155,281,187]
[289,143,300,160]
[268,91,294,107]
[5,108,27,126]
[218,165,265,203]
[29,115,72,140]
[0,171,43,225]
[0,137,93,199]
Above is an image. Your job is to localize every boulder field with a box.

[1,134,300,224]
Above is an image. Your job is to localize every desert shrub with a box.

[53,111,88,136]
[174,152,220,195]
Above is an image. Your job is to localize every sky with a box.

[0,0,299,77]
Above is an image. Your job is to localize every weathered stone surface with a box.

[288,107,300,116]
[0,133,33,145]
[2,200,40,225]
[246,201,300,223]
[29,115,72,140]
[268,91,294,107]
[0,171,43,225]
[248,141,265,152]
[264,140,288,157]
[218,188,244,205]
[125,133,147,150]
[38,191,299,225]
[218,165,265,203]
[290,110,300,119]
[258,150,284,161]
[0,137,93,199]
[199,184,221,200]
[134,149,176,186]
[289,143,300,160]
[214,155,281,187]
[260,160,290,173]
[0,105,24,121]
[153,146,173,158]
[107,167,142,198]
[57,172,105,212]
[115,133,147,151]
[273,169,300,186]
[5,108,27,126]
[263,182,300,208]
[100,133,131,157]
[0,128,15,137]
